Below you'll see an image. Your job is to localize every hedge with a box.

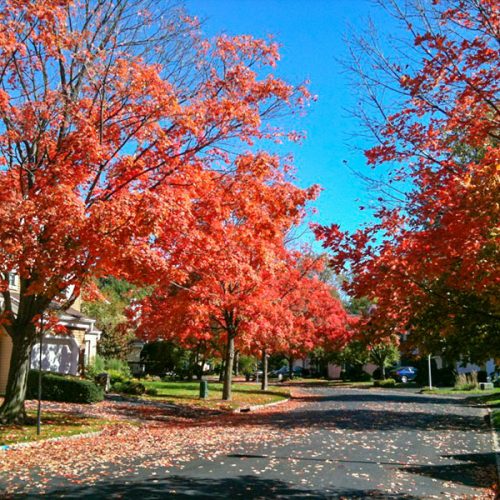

[27,370,104,404]
[112,380,146,395]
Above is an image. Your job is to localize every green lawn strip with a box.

[282,378,373,388]
[463,392,500,430]
[0,410,114,446]
[142,380,290,410]
[421,387,500,396]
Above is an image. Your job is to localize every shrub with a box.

[341,365,372,382]
[86,355,132,383]
[112,379,146,395]
[105,358,132,378]
[107,369,128,385]
[433,367,457,387]
[145,387,159,396]
[27,370,104,404]
[454,372,478,391]
[373,378,396,388]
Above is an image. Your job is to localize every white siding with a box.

[30,336,80,376]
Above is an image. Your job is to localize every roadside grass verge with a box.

[142,380,290,411]
[421,387,500,396]
[464,392,500,430]
[0,410,114,446]
[280,378,373,389]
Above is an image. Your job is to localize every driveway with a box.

[1,387,498,498]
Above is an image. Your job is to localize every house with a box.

[0,274,101,394]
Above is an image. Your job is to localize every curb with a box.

[0,429,104,452]
[487,408,500,487]
[233,397,290,413]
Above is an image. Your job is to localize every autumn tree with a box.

[316,0,500,362]
[82,277,141,360]
[0,0,312,422]
[251,253,349,385]
[133,153,318,400]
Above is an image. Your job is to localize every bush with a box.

[454,372,478,391]
[107,369,128,385]
[112,379,146,395]
[87,355,132,382]
[104,358,132,378]
[433,367,457,387]
[341,365,372,382]
[414,361,456,387]
[145,387,159,396]
[27,370,104,404]
[373,378,396,388]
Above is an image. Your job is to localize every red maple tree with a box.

[0,0,312,422]
[316,0,499,361]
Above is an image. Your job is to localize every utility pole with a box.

[427,354,433,390]
[37,314,44,436]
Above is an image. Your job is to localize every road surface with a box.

[4,387,498,498]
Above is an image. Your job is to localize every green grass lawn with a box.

[281,378,373,388]
[142,380,290,410]
[0,411,113,446]
[463,392,500,430]
[421,387,500,396]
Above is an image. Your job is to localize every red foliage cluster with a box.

[316,0,499,359]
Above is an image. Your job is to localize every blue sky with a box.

[185,0,397,244]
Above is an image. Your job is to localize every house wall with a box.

[0,327,13,395]
[84,331,99,365]
[30,335,80,376]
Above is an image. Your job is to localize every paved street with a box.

[2,387,498,499]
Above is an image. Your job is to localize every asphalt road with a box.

[10,387,500,499]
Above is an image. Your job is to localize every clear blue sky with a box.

[185,0,396,243]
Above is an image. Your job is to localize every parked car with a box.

[390,366,418,383]
[269,366,303,378]
[250,369,263,381]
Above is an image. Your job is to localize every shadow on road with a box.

[293,392,464,406]
[403,452,498,489]
[42,474,421,499]
[237,407,487,432]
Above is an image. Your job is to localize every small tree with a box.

[368,341,399,380]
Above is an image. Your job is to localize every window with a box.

[8,273,16,287]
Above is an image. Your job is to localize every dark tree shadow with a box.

[403,452,498,489]
[293,392,466,407]
[231,407,487,432]
[26,474,421,499]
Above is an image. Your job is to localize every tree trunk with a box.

[234,350,240,376]
[0,325,37,424]
[222,333,235,401]
[289,356,294,379]
[218,359,225,383]
[261,348,268,391]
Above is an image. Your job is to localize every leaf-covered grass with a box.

[0,410,114,446]
[142,380,290,410]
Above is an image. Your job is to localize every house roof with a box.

[2,292,101,336]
